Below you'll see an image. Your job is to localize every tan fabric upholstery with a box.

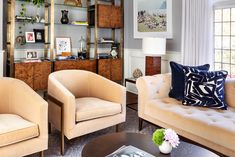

[48,70,126,140]
[0,114,39,147]
[76,97,122,122]
[0,78,48,157]
[225,78,235,108]
[136,74,235,157]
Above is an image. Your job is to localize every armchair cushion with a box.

[75,97,122,122]
[0,114,39,147]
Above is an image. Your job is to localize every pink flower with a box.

[164,129,180,148]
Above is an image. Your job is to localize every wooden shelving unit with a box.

[7,0,52,91]
[87,0,124,82]
[7,0,124,90]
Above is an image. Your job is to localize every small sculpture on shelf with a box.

[132,68,143,78]
[61,10,69,24]
[64,0,82,7]
[110,43,118,59]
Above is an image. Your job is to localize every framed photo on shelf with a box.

[55,37,72,55]
[26,51,38,60]
[133,0,172,38]
[33,29,45,43]
[25,32,35,43]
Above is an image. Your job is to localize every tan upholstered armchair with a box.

[0,78,48,157]
[47,70,126,155]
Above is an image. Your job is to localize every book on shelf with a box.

[99,38,114,43]
[105,145,155,157]
[71,21,88,26]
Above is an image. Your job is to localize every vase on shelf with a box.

[159,141,172,154]
[61,10,69,24]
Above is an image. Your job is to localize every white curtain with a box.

[181,0,214,66]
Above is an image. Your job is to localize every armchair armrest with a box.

[48,75,76,133]
[225,78,235,108]
[10,80,48,140]
[136,73,171,116]
[89,74,126,106]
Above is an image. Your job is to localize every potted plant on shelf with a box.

[17,0,45,24]
[19,0,44,7]
[152,128,180,154]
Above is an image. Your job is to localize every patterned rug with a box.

[29,108,157,157]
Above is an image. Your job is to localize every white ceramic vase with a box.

[159,141,173,154]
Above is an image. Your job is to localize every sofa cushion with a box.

[0,114,39,147]
[183,68,228,110]
[169,61,210,100]
[144,97,235,152]
[75,97,122,122]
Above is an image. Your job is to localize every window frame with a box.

[213,4,235,78]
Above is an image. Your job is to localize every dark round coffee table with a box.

[82,132,219,157]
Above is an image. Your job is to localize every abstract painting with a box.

[133,0,172,38]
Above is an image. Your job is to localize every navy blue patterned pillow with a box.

[183,67,228,110]
[169,62,210,100]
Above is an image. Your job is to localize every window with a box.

[214,7,235,77]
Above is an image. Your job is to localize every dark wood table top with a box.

[82,132,219,157]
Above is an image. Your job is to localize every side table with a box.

[125,78,138,111]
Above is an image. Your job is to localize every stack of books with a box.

[106,145,155,157]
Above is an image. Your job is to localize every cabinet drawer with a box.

[14,61,52,90]
[97,5,111,28]
[111,6,122,28]
[98,59,111,79]
[34,61,52,90]
[111,59,122,81]
[15,63,34,89]
[54,60,97,72]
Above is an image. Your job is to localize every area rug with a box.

[29,108,157,157]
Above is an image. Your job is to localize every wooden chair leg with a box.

[139,118,143,131]
[48,122,51,134]
[39,151,44,157]
[116,124,120,132]
[61,131,65,155]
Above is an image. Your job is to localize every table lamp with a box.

[142,37,166,75]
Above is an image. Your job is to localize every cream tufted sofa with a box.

[136,73,235,156]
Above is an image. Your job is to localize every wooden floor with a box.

[126,92,138,111]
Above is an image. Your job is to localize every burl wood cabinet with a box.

[97,4,122,28]
[14,61,52,90]
[98,59,122,81]
[54,59,97,72]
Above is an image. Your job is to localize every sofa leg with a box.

[39,151,44,157]
[61,132,65,155]
[116,124,120,132]
[139,118,143,131]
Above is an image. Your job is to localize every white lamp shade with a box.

[142,38,166,56]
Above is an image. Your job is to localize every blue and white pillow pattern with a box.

[182,67,228,110]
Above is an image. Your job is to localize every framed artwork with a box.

[26,51,38,60]
[55,37,72,55]
[33,29,45,43]
[133,0,172,39]
[25,32,35,43]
